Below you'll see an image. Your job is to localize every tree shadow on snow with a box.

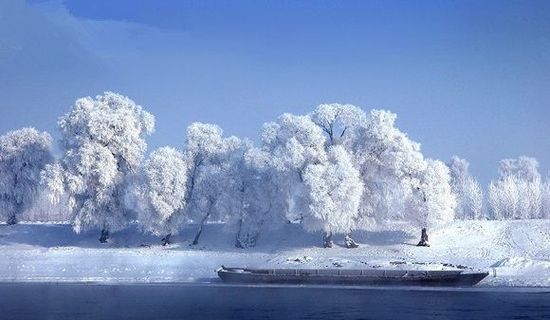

[352,229,415,246]
[0,223,415,251]
[0,224,161,249]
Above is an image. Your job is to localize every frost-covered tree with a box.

[407,159,456,246]
[42,92,155,242]
[448,156,484,220]
[0,128,52,224]
[310,103,366,146]
[350,109,426,226]
[258,111,368,248]
[223,145,287,248]
[541,180,550,219]
[259,113,327,221]
[499,156,541,182]
[302,145,363,248]
[135,147,188,245]
[489,157,542,219]
[183,123,243,245]
[309,103,365,245]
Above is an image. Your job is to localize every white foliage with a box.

[45,92,155,233]
[489,156,543,220]
[351,109,426,225]
[0,128,52,224]
[489,176,542,220]
[407,159,457,229]
[499,157,541,182]
[226,145,288,247]
[541,181,550,219]
[309,103,366,146]
[302,145,363,234]
[136,147,188,236]
[183,123,244,226]
[259,113,328,222]
[449,156,484,220]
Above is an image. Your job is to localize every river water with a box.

[0,283,549,319]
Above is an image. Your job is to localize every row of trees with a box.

[0,92,548,248]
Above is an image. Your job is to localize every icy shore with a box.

[0,220,549,287]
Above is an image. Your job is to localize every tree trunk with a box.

[344,232,359,248]
[417,228,430,247]
[235,219,247,248]
[191,210,211,246]
[6,214,17,225]
[162,233,172,246]
[323,231,333,248]
[99,229,109,243]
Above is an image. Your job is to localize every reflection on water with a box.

[1,283,549,320]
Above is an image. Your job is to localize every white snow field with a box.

[0,220,549,287]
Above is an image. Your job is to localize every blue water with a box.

[0,283,549,320]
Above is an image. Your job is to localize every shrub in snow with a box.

[0,128,53,224]
[489,157,543,220]
[135,147,188,245]
[448,156,484,220]
[42,92,155,242]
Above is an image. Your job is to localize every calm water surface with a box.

[0,283,549,320]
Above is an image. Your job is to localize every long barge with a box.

[217,266,489,286]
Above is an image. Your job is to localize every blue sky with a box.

[1,0,550,184]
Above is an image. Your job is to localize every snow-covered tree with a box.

[183,123,244,245]
[489,157,542,219]
[541,180,550,219]
[407,159,456,246]
[448,156,484,220]
[302,145,363,248]
[499,156,541,182]
[350,109,426,226]
[42,92,155,242]
[309,103,366,245]
[310,103,366,146]
[259,113,327,222]
[224,146,287,248]
[135,147,188,245]
[0,128,53,224]
[257,111,369,248]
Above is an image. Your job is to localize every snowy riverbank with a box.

[0,220,549,287]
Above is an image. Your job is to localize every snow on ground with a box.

[0,220,549,287]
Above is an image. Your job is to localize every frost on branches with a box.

[407,159,456,246]
[0,128,52,224]
[449,156,484,220]
[489,157,544,220]
[302,145,363,248]
[42,92,155,242]
[135,147,188,245]
[182,123,245,245]
[350,110,424,224]
[224,145,287,248]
